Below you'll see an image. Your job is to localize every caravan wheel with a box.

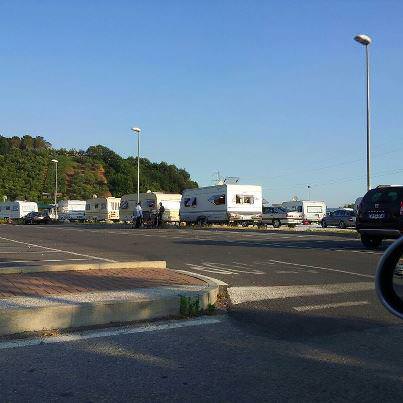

[273,219,281,228]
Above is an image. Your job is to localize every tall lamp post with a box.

[131,127,142,203]
[51,159,58,218]
[354,34,372,192]
[307,185,311,200]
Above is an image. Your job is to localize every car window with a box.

[364,188,403,205]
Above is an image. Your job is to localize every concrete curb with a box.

[0,284,220,337]
[174,270,228,297]
[0,261,167,275]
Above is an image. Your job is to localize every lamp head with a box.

[131,127,141,134]
[354,34,372,46]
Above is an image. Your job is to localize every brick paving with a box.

[0,269,205,298]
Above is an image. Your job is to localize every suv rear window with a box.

[364,187,403,205]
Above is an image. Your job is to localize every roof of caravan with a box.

[183,184,261,192]
[121,192,182,200]
[86,197,121,202]
[0,200,37,205]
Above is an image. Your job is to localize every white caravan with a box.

[281,200,326,223]
[120,192,182,223]
[180,184,262,225]
[85,197,121,222]
[0,201,38,219]
[119,192,182,222]
[58,200,86,221]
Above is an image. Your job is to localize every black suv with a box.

[356,185,403,248]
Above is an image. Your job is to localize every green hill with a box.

[0,135,198,202]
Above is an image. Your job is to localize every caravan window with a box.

[12,205,18,211]
[86,204,91,211]
[95,203,99,209]
[184,197,197,207]
[297,206,303,213]
[5,206,10,211]
[120,200,129,209]
[101,203,107,210]
[146,200,156,208]
[208,194,225,206]
[235,195,254,204]
[307,206,323,213]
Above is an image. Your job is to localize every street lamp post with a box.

[307,185,311,200]
[131,127,142,203]
[51,159,58,219]
[354,34,372,192]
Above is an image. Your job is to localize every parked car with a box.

[356,185,403,248]
[24,211,52,225]
[261,206,303,228]
[321,208,356,229]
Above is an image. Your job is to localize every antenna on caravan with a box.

[2,196,7,202]
[224,177,240,184]
[212,171,224,185]
[92,194,98,198]
[291,195,299,202]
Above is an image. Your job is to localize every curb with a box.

[0,279,220,337]
[0,261,167,275]
[174,269,228,297]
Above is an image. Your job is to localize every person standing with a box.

[135,202,143,228]
[157,202,165,227]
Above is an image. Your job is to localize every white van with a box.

[0,201,38,219]
[180,184,262,225]
[120,192,182,223]
[85,197,121,222]
[58,200,86,221]
[281,200,326,223]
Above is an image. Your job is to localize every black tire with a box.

[338,221,346,229]
[273,219,281,228]
[361,234,382,249]
[321,220,327,228]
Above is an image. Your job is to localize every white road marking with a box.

[229,282,374,305]
[266,259,374,279]
[0,236,116,262]
[186,262,265,275]
[0,250,60,254]
[0,317,223,350]
[293,300,370,312]
[0,258,89,265]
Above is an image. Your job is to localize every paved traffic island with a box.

[0,262,223,337]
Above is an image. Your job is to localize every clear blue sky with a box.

[1,0,402,207]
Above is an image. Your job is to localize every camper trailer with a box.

[85,197,121,222]
[0,201,38,220]
[120,192,182,223]
[180,184,262,225]
[58,200,86,221]
[281,200,326,223]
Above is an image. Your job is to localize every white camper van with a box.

[58,200,86,221]
[120,192,182,223]
[180,184,262,225]
[281,200,326,223]
[85,197,121,222]
[0,201,38,220]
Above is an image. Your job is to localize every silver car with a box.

[321,209,356,229]
[262,206,303,228]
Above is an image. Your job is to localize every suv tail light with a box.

[400,201,403,216]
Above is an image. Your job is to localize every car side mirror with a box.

[376,237,403,319]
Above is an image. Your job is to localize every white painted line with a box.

[0,317,223,350]
[293,300,370,312]
[229,282,374,304]
[0,236,116,263]
[267,259,374,279]
[0,251,61,254]
[0,258,89,265]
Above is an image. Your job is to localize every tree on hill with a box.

[0,135,197,202]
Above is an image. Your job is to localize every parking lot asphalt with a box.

[0,224,402,401]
